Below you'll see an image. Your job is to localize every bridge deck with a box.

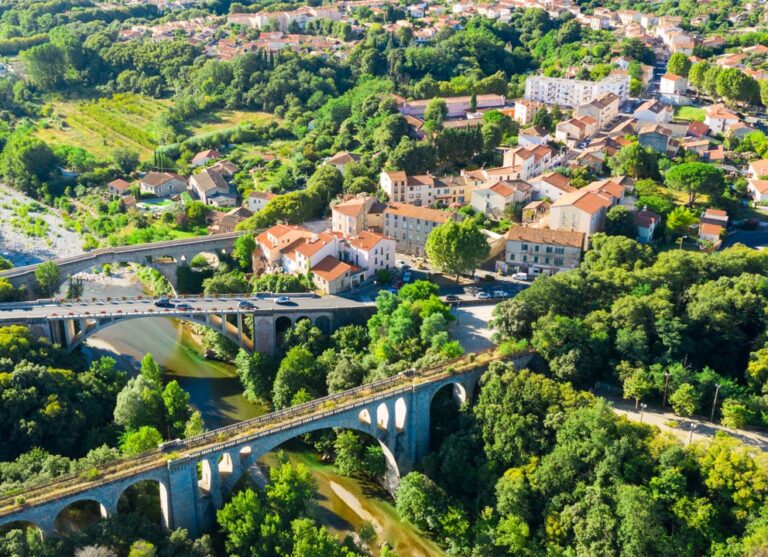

[0,350,503,517]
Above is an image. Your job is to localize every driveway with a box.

[722,230,768,249]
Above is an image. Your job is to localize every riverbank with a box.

[0,183,84,266]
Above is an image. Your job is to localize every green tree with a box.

[605,206,638,238]
[20,43,66,90]
[283,319,328,355]
[665,206,698,235]
[689,61,710,90]
[35,261,60,298]
[233,234,256,271]
[120,426,163,456]
[664,162,724,205]
[424,98,448,129]
[608,143,659,180]
[669,383,698,417]
[217,488,267,556]
[716,68,760,105]
[0,131,57,197]
[667,52,692,78]
[235,349,274,402]
[395,471,449,532]
[426,218,489,278]
[162,381,191,438]
[272,346,324,409]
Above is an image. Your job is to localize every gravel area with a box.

[0,184,84,266]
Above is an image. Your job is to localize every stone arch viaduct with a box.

[0,351,530,540]
[0,232,245,293]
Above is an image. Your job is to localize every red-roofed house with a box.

[311,256,362,294]
[748,178,768,202]
[470,181,533,217]
[550,189,613,234]
[705,104,740,135]
[699,222,724,244]
[192,149,223,167]
[634,209,661,243]
[108,178,132,196]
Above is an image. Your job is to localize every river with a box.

[77,273,445,557]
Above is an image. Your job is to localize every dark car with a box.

[445,295,460,302]
[238,300,255,310]
[176,303,192,311]
[154,297,174,308]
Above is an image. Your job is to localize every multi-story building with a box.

[246,190,276,213]
[513,99,545,125]
[470,181,533,217]
[139,172,188,198]
[555,116,598,143]
[394,94,506,118]
[501,145,557,181]
[190,168,237,207]
[379,172,476,206]
[574,92,619,128]
[549,189,613,235]
[502,227,585,277]
[524,73,630,108]
[382,202,460,256]
[341,230,396,280]
[331,195,385,237]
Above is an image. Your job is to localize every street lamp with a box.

[662,372,671,407]
[710,384,721,422]
[688,423,698,446]
[640,403,648,423]
[678,235,687,249]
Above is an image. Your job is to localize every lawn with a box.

[37,93,169,161]
[188,110,274,135]
[674,106,706,122]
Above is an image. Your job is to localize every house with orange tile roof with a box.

[331,195,385,237]
[704,103,740,135]
[555,116,598,143]
[342,230,396,279]
[311,256,362,294]
[549,189,613,235]
[528,172,575,201]
[502,226,586,277]
[748,178,768,202]
[699,222,724,245]
[108,178,133,196]
[749,160,768,180]
[382,202,461,256]
[471,181,533,217]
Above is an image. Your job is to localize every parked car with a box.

[238,300,255,310]
[445,294,460,302]
[476,291,492,300]
[493,290,510,298]
[275,296,290,305]
[154,297,174,308]
[395,259,410,269]
[512,272,529,281]
[402,272,412,283]
[385,287,399,294]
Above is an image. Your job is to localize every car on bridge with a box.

[238,300,256,310]
[275,296,290,305]
[154,297,175,308]
[176,303,193,311]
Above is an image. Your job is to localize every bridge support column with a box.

[254,317,276,356]
[167,460,202,538]
[63,318,75,349]
[237,314,243,346]
[406,389,432,467]
[220,314,226,333]
[202,457,224,511]
[49,321,62,346]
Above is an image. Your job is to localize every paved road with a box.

[722,230,768,250]
[0,293,371,321]
[613,398,768,451]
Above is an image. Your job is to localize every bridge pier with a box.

[167,460,201,538]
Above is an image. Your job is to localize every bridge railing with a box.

[0,349,505,514]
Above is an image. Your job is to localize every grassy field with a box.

[37,94,274,161]
[188,109,273,135]
[674,106,706,122]
[38,93,169,161]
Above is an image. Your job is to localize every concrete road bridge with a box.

[0,350,530,540]
[0,232,245,293]
[0,294,375,355]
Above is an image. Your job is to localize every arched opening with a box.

[117,479,169,528]
[394,397,407,431]
[53,500,107,536]
[429,383,467,450]
[218,452,235,476]
[315,315,331,335]
[376,402,389,430]
[358,408,372,425]
[275,316,292,346]
[0,521,43,539]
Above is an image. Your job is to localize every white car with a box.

[476,291,492,299]
[493,290,509,298]
[512,272,529,281]
[396,260,410,269]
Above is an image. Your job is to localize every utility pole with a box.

[710,384,721,422]
[662,372,671,407]
[640,403,647,423]
[688,423,698,446]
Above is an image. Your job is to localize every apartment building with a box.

[514,99,545,125]
[501,145,556,181]
[379,171,475,206]
[574,92,619,127]
[524,73,630,108]
[394,94,506,118]
[382,202,460,256]
[555,116,598,143]
[549,189,613,235]
[502,227,585,277]
[470,181,533,217]
[331,195,385,237]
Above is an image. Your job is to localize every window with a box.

[554,258,564,266]
[534,245,540,252]
[546,246,553,253]
[522,244,529,251]
[509,254,515,261]
[522,255,527,262]
[534,256,539,263]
